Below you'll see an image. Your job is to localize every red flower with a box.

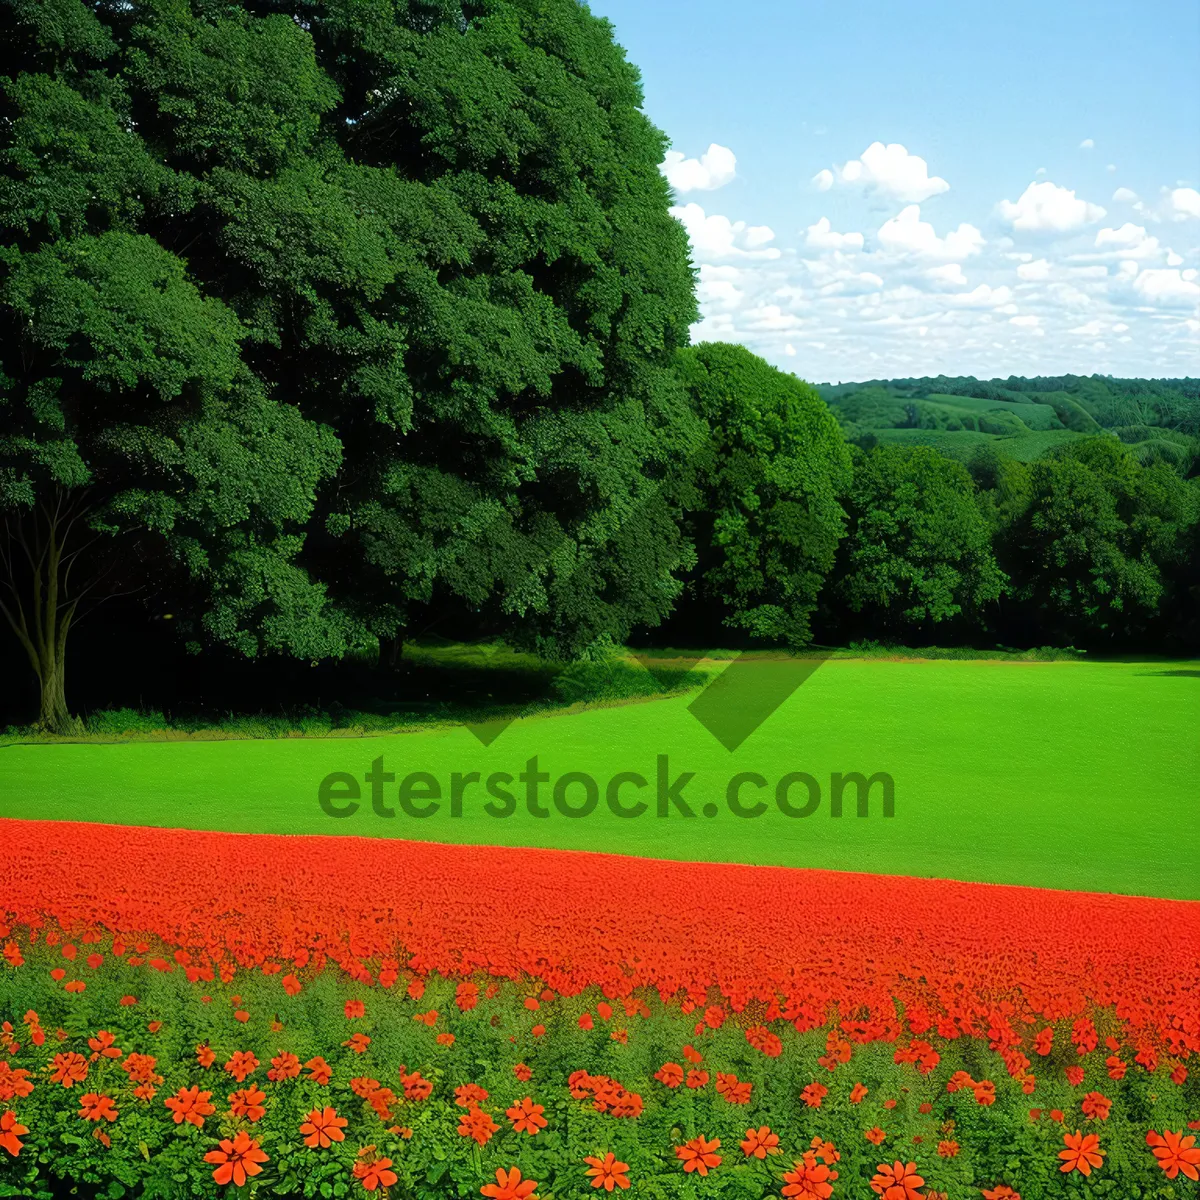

[870,1160,924,1199]
[507,1096,547,1135]
[224,1051,258,1082]
[584,1151,630,1191]
[1059,1130,1105,1176]
[300,1107,347,1149]
[305,1057,332,1085]
[165,1086,215,1127]
[78,1092,118,1122]
[740,1126,779,1158]
[228,1086,267,1122]
[865,1125,887,1144]
[0,1110,28,1158]
[204,1131,268,1187]
[480,1166,538,1199]
[458,1106,499,1146]
[676,1135,721,1175]
[1081,1091,1111,1121]
[850,1082,869,1103]
[269,1052,301,1080]
[49,1053,88,1088]
[654,1062,683,1088]
[782,1150,839,1199]
[1146,1130,1200,1181]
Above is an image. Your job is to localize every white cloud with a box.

[1017,258,1052,280]
[812,169,834,191]
[744,225,776,248]
[1010,314,1041,326]
[801,254,884,296]
[822,141,949,202]
[1112,322,1129,332]
[996,182,1107,233]
[1168,187,1200,220]
[1112,187,1139,204]
[1035,167,1047,176]
[660,144,737,193]
[670,203,782,260]
[804,217,865,251]
[1167,250,1184,266]
[1106,164,1117,173]
[1068,319,1105,337]
[924,263,968,290]
[1094,223,1162,259]
[944,283,1013,308]
[877,205,986,260]
[1080,138,1095,149]
[784,343,796,356]
[1131,267,1200,305]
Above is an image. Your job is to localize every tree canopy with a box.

[0,0,702,724]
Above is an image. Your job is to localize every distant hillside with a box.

[815,374,1200,472]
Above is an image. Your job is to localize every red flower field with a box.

[2,817,1199,1197]
[1,818,1198,1053]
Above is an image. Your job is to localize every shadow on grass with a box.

[1137,668,1200,678]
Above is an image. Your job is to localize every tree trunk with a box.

[0,490,92,734]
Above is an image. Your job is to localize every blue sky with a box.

[588,0,1200,381]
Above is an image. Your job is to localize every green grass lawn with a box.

[1,658,1197,900]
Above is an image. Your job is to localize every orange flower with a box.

[865,1127,887,1145]
[353,1148,400,1191]
[802,1082,828,1108]
[78,1093,118,1122]
[980,1188,1021,1199]
[344,1000,365,1019]
[49,1052,88,1088]
[685,1068,708,1089]
[0,1064,34,1101]
[781,1150,838,1199]
[195,1044,216,1069]
[224,1051,258,1082]
[1146,1130,1200,1181]
[513,1063,532,1082]
[506,1096,547,1135]
[455,1083,489,1108]
[654,1062,683,1088]
[870,1160,924,1199]
[87,1031,122,1060]
[304,1057,332,1085]
[343,1033,371,1054]
[937,1140,959,1158]
[228,1086,267,1122]
[0,1111,28,1157]
[436,1032,455,1046]
[458,1106,499,1146]
[455,982,479,1012]
[300,1107,347,1149]
[399,1069,432,1101]
[205,1131,268,1187]
[268,1052,301,1081]
[676,1135,721,1175]
[1081,1091,1111,1121]
[165,1086,215,1127]
[740,1126,779,1158]
[584,1151,631,1191]
[1058,1130,1105,1176]
[480,1166,538,1199]
[850,1082,869,1104]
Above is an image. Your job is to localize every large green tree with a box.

[998,438,1196,644]
[1,0,701,724]
[673,343,851,648]
[832,442,1005,637]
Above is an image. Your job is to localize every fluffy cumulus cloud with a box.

[1112,187,1140,204]
[997,182,1107,233]
[660,144,737,193]
[1168,187,1200,220]
[815,142,949,202]
[1132,267,1200,306]
[669,203,781,260]
[876,206,986,260]
[670,157,1198,378]
[1080,138,1095,149]
[804,217,865,251]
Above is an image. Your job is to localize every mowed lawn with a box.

[1,659,1197,899]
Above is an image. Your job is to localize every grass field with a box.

[2,658,1196,900]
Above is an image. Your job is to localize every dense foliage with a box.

[673,344,850,649]
[0,0,701,725]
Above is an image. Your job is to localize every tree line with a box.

[2,0,1197,731]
